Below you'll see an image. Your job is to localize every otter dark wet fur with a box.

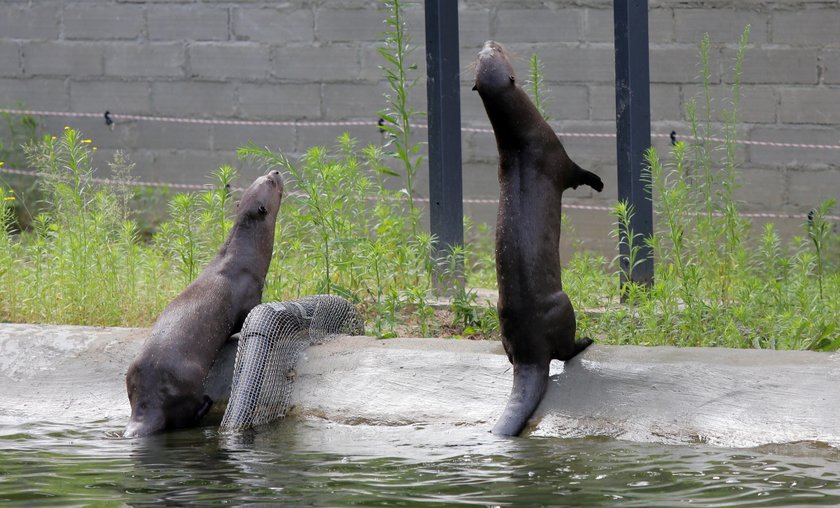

[124,170,284,438]
[473,41,603,436]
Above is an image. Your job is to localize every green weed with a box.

[570,26,840,351]
[0,23,836,351]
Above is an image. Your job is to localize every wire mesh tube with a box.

[219,295,364,433]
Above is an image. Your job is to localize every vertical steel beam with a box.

[425,0,464,286]
[614,0,654,286]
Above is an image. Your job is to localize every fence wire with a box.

[1,107,837,221]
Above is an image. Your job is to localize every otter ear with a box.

[258,204,268,215]
[509,75,515,83]
[235,200,240,208]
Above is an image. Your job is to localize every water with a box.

[2,418,839,507]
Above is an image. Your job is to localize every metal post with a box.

[425,0,464,289]
[614,0,654,287]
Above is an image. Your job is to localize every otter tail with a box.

[492,362,550,436]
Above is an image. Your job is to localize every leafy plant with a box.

[570,25,840,350]
[377,0,424,236]
[610,200,647,297]
[525,53,551,121]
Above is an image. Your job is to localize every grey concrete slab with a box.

[1,323,838,449]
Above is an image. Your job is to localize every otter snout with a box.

[473,40,516,94]
[479,40,504,59]
[264,169,284,196]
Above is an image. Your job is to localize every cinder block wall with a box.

[0,0,838,224]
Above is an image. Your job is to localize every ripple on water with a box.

[0,419,839,506]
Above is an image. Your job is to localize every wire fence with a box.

[1,107,838,221]
[2,107,840,151]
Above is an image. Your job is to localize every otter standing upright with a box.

[124,170,284,437]
[473,41,604,436]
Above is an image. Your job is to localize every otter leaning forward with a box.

[124,170,284,437]
[473,41,604,436]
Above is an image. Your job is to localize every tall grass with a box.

[0,21,836,351]
[0,129,245,326]
[378,0,424,236]
[576,26,840,351]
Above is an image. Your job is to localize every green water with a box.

[1,418,839,507]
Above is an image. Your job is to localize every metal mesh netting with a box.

[219,295,364,433]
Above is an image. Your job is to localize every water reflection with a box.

[0,418,838,506]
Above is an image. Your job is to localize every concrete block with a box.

[554,120,617,169]
[295,123,382,155]
[494,8,582,43]
[773,9,840,46]
[667,122,749,163]
[582,8,614,43]
[732,166,785,209]
[152,81,236,118]
[460,88,488,125]
[538,84,589,121]
[106,43,185,78]
[23,41,104,77]
[0,4,59,40]
[70,80,151,114]
[0,42,21,77]
[682,84,777,124]
[748,126,840,167]
[148,6,229,41]
[649,121,683,161]
[583,8,673,44]
[323,83,385,119]
[788,169,840,209]
[591,84,679,121]
[63,4,144,40]
[34,114,100,146]
[316,7,387,42]
[463,127,499,164]
[238,83,321,119]
[152,149,239,185]
[651,84,682,121]
[462,161,499,200]
[88,149,152,185]
[458,8,492,48]
[650,46,720,84]
[0,78,67,111]
[92,147,154,181]
[822,50,840,84]
[211,123,296,152]
[137,121,213,151]
[233,7,314,44]
[38,115,140,151]
[649,8,676,44]
[780,88,840,125]
[728,48,817,85]
[674,9,767,44]
[536,44,615,84]
[188,42,270,81]
[273,44,360,82]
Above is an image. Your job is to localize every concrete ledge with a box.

[1,324,838,448]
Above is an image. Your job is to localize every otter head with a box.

[236,169,284,223]
[473,40,518,97]
[124,361,212,438]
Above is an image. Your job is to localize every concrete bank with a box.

[1,323,838,448]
